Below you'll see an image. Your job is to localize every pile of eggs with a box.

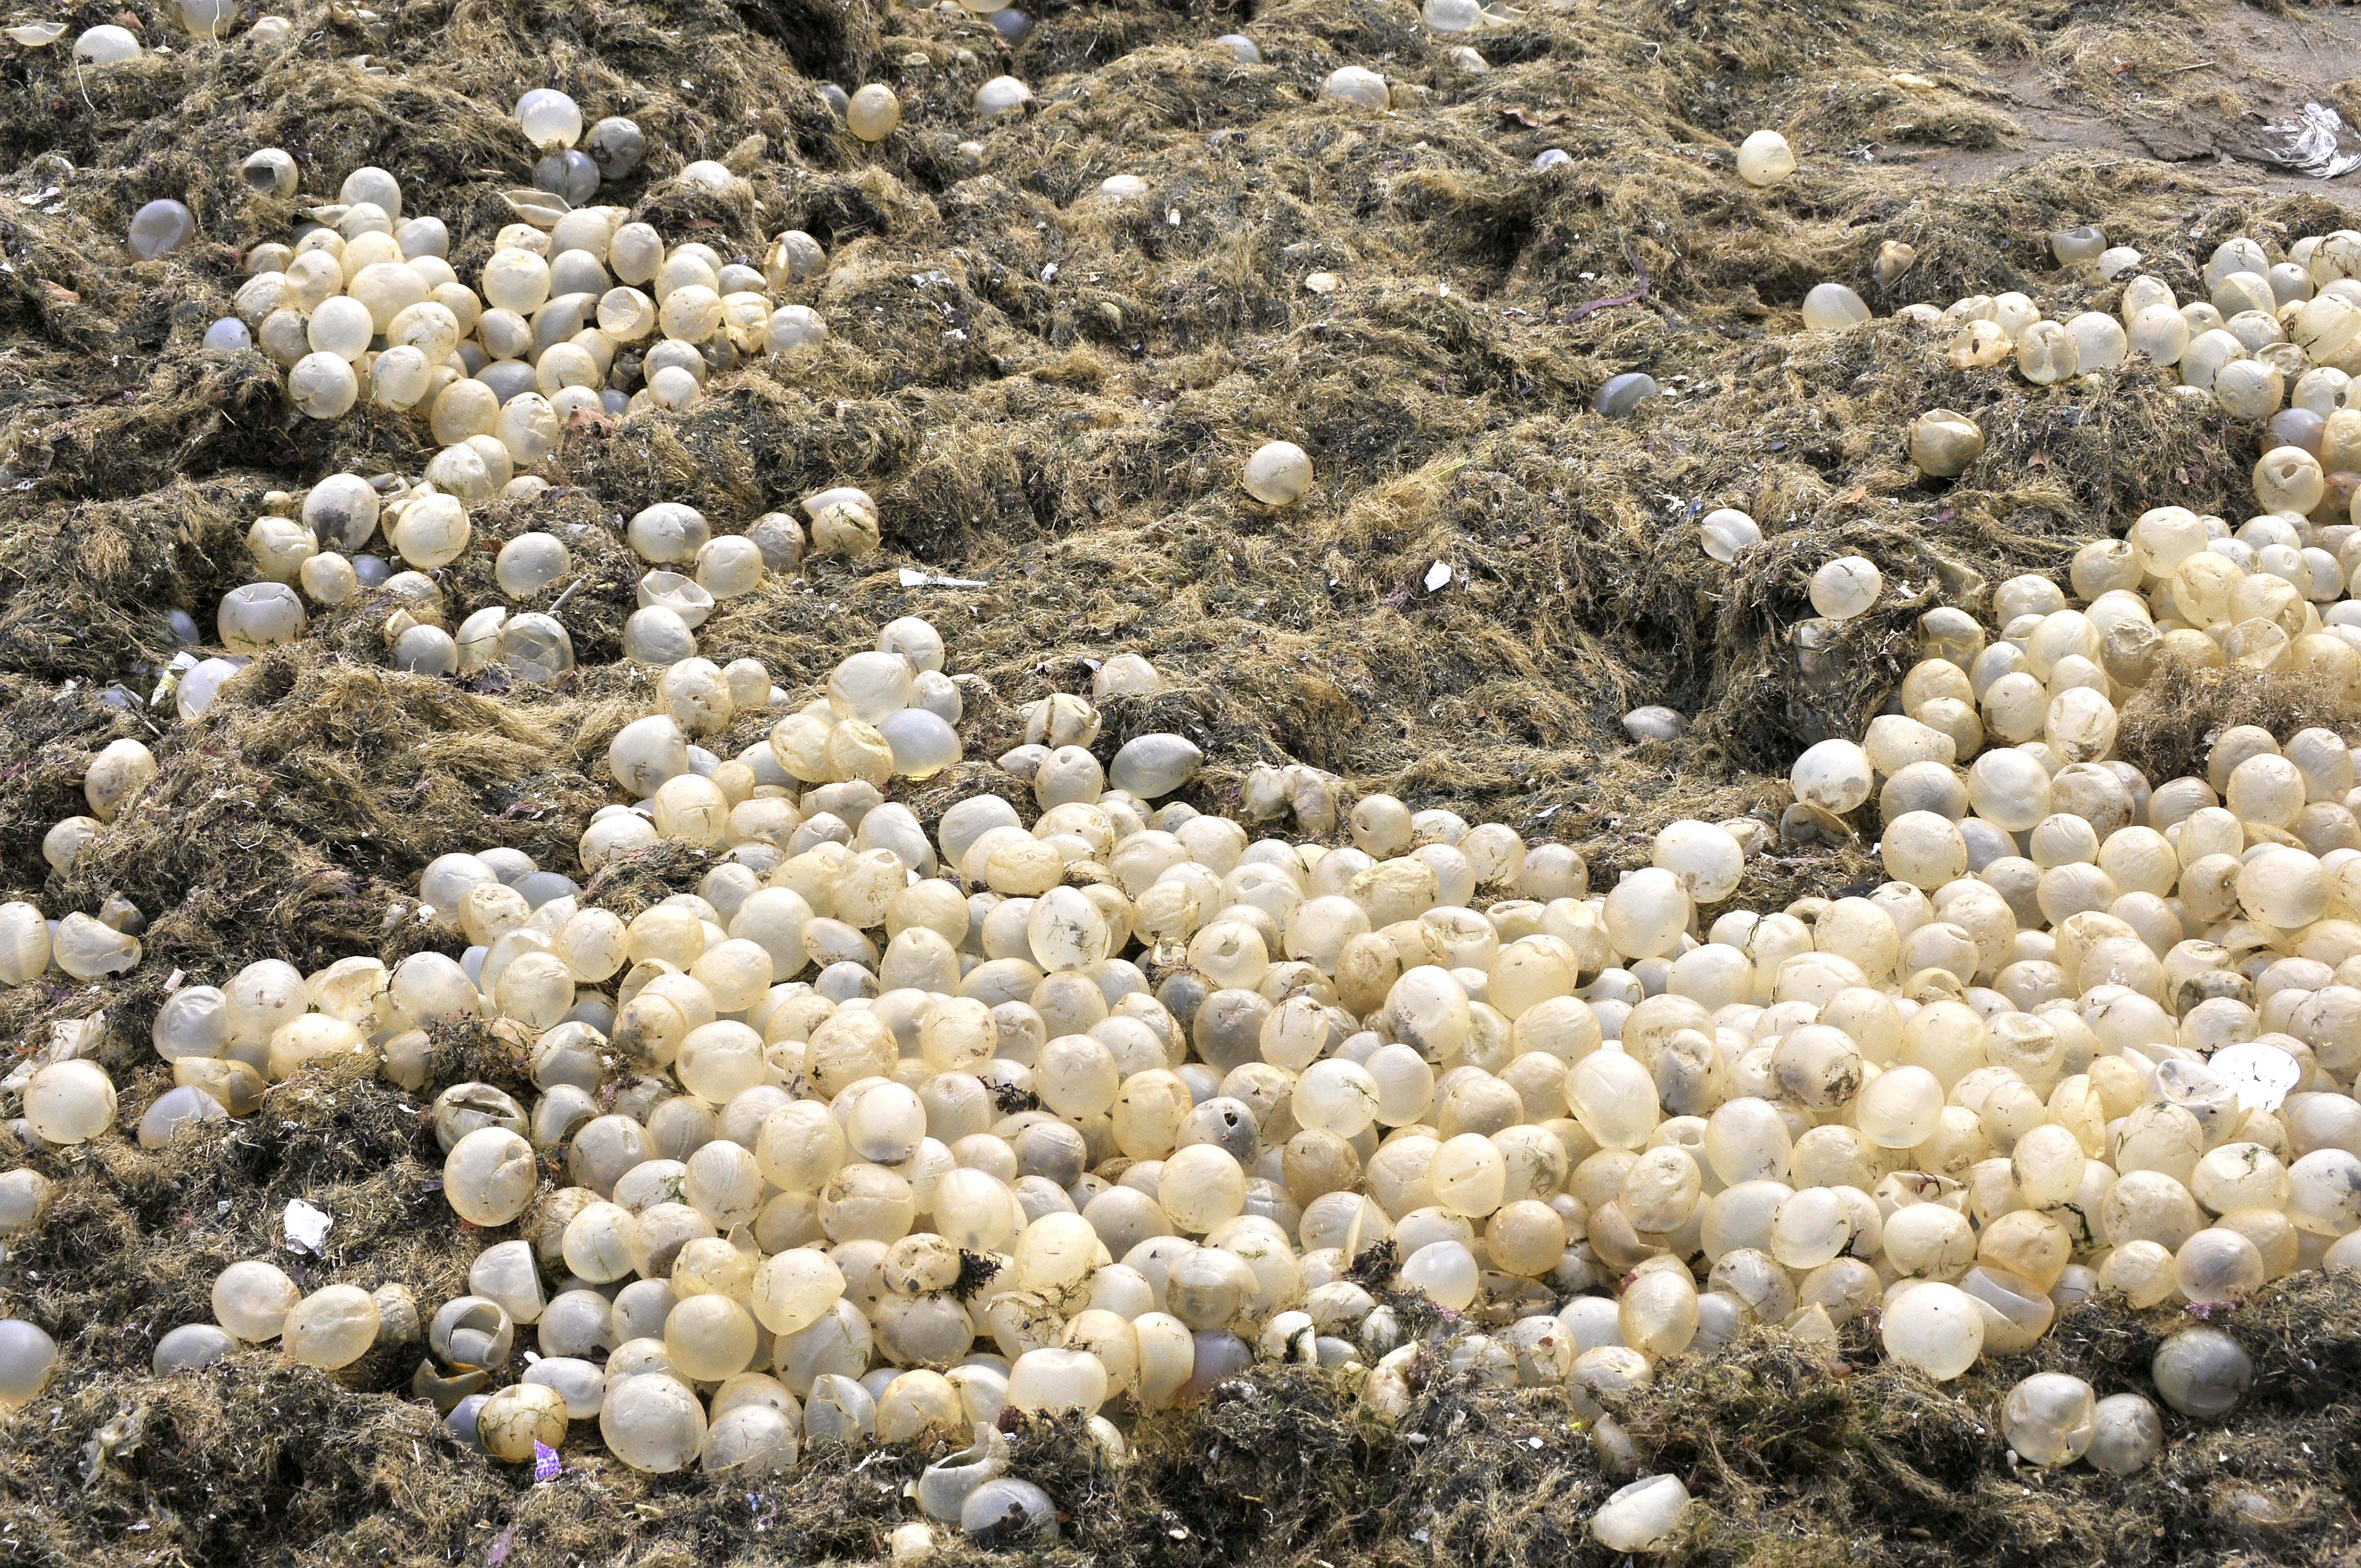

[0,566,2350,1549]
[1711,441,2361,719]
[177,473,872,715]
[12,5,296,66]
[0,736,158,993]
[211,145,834,424]
[1795,228,2361,436]
[0,896,141,992]
[582,608,995,876]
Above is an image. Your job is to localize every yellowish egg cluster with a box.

[214,156,832,427]
[3,434,2358,1547]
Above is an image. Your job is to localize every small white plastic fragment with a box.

[283,1198,333,1253]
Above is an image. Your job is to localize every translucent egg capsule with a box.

[2085,1392,2163,1474]
[288,353,359,418]
[1879,1281,1984,1379]
[1699,507,1761,561]
[1590,1435,1694,1544]
[1736,130,1795,186]
[445,1127,538,1225]
[1594,372,1659,415]
[153,1323,237,1376]
[2127,304,2191,365]
[2063,310,2127,371]
[601,1371,707,1472]
[2151,1326,2253,1418]
[1810,555,1881,619]
[2173,1226,2267,1303]
[213,1259,301,1341]
[975,74,1031,117]
[1242,441,1312,505]
[0,902,48,986]
[2181,328,2246,392]
[0,1321,59,1411]
[1908,409,1985,477]
[847,84,901,140]
[516,88,584,150]
[2015,319,2078,384]
[2216,359,2284,421]
[1801,283,1869,332]
[74,24,139,63]
[283,1284,381,1369]
[1603,866,1692,959]
[1322,66,1390,109]
[24,1059,117,1143]
[2002,1371,2096,1466]
[129,199,196,261]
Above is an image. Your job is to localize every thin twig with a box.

[1563,244,1652,322]
[1563,287,1643,322]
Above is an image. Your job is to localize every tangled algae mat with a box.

[2,0,2361,1559]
